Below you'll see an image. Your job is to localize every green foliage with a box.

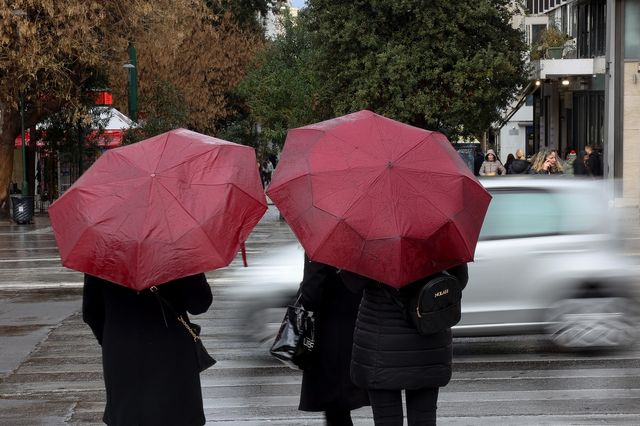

[122,79,189,144]
[305,0,529,139]
[225,10,323,154]
[530,25,571,60]
[206,0,277,33]
[35,93,110,159]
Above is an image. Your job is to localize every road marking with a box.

[0,257,61,262]
[0,282,83,289]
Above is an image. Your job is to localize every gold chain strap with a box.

[177,315,199,342]
[151,286,200,342]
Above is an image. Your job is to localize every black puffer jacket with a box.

[508,159,531,174]
[348,264,468,390]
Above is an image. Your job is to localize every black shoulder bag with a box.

[270,294,316,370]
[150,286,217,372]
[385,272,462,335]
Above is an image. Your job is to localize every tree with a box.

[108,5,264,136]
[305,0,529,139]
[121,78,189,144]
[0,0,264,207]
[207,0,277,32]
[231,10,323,154]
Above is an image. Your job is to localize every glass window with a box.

[559,192,606,233]
[479,188,607,240]
[531,24,546,44]
[525,95,534,106]
[479,191,561,240]
[625,0,640,59]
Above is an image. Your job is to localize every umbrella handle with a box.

[241,242,248,267]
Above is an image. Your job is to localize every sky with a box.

[290,0,307,8]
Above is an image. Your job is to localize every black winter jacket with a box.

[508,159,531,174]
[83,273,212,426]
[298,258,369,412]
[348,264,468,390]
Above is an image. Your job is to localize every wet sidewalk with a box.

[0,206,353,425]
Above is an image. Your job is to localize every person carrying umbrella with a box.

[297,255,370,425]
[344,264,468,425]
[48,129,267,425]
[268,111,491,425]
[83,273,212,426]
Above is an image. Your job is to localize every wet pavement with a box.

[2,206,640,424]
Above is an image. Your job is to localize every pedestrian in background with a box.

[479,149,506,176]
[83,273,213,426]
[504,153,515,174]
[261,159,274,187]
[528,148,564,175]
[564,150,577,176]
[473,146,484,176]
[298,256,369,425]
[344,264,469,426]
[508,149,530,174]
[585,145,603,176]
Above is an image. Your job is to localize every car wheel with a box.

[545,297,639,350]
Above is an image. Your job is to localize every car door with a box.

[457,187,569,334]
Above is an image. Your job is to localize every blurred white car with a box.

[246,177,640,351]
[458,177,639,349]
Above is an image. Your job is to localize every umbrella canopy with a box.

[267,110,491,288]
[49,128,267,291]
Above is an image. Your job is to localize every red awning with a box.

[14,130,31,148]
[15,129,124,149]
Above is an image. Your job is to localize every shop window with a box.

[625,0,640,59]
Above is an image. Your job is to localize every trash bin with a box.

[10,195,34,224]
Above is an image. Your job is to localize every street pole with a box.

[127,42,138,122]
[20,91,28,195]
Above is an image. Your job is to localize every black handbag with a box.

[176,315,217,372]
[270,296,316,370]
[386,271,462,335]
[151,286,217,372]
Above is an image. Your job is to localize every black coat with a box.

[508,159,531,174]
[83,273,213,426]
[348,264,468,390]
[298,259,369,412]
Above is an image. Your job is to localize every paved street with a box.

[1,207,640,425]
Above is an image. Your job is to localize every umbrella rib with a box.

[449,218,474,260]
[112,150,154,175]
[394,171,476,258]
[154,143,231,175]
[132,177,160,286]
[391,133,434,165]
[153,179,227,263]
[148,132,171,174]
[308,212,366,260]
[374,109,402,242]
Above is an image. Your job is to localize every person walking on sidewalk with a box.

[83,273,213,426]
[343,264,469,426]
[478,149,506,176]
[298,255,370,425]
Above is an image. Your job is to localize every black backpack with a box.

[386,272,462,335]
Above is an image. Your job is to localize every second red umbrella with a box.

[267,110,491,288]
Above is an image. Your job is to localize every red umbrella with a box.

[267,110,491,288]
[49,128,267,291]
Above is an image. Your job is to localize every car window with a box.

[479,188,607,240]
[559,192,607,233]
[479,190,561,240]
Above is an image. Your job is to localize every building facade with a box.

[500,0,640,205]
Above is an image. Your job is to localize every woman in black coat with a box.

[83,273,213,426]
[298,256,370,425]
[344,264,469,426]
